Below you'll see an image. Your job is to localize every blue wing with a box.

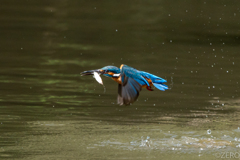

[118,65,148,105]
[118,66,142,105]
[121,65,150,86]
[117,77,142,105]
[117,64,168,105]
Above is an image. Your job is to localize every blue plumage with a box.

[140,71,168,91]
[81,64,168,105]
[121,65,150,87]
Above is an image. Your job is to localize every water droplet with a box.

[207,129,211,134]
[116,29,118,32]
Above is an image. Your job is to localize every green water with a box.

[0,1,240,159]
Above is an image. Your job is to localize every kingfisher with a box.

[81,64,168,105]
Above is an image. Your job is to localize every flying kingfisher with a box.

[81,64,168,105]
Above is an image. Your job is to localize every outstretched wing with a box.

[117,76,142,105]
[118,65,142,105]
[120,65,150,86]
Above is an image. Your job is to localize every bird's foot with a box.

[147,86,153,91]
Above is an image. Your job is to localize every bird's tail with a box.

[140,71,168,91]
[152,83,168,91]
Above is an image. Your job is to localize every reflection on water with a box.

[0,0,240,159]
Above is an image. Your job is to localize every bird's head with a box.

[81,66,120,78]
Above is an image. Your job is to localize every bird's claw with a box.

[147,86,154,91]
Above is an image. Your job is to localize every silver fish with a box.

[93,72,103,85]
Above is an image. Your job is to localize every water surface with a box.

[0,0,240,159]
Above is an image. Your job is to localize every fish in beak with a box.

[80,69,104,85]
[93,72,103,85]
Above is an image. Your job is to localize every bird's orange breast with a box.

[112,77,122,84]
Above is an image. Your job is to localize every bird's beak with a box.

[80,69,104,76]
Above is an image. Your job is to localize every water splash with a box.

[168,76,174,89]
[140,136,152,147]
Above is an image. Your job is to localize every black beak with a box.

[80,69,103,76]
